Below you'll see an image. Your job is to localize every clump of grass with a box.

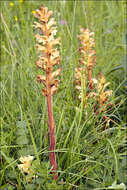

[34,6,61,180]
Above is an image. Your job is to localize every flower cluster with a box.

[78,28,96,70]
[89,74,112,112]
[74,67,86,100]
[75,28,113,127]
[75,28,96,91]
[74,28,96,100]
[34,6,61,96]
[18,156,34,174]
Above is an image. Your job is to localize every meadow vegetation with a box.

[0,1,126,189]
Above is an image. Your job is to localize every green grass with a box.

[0,1,126,189]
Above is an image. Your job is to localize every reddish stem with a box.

[43,21,58,180]
[47,94,58,180]
[88,69,93,90]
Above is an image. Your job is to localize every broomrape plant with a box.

[34,6,61,180]
[32,5,114,182]
[0,2,126,189]
[74,28,96,104]
[78,28,96,90]
[75,28,113,128]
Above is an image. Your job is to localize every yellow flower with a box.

[14,16,18,22]
[19,0,23,3]
[10,2,14,7]
[32,10,36,14]
[18,155,34,174]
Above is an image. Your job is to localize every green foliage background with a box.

[0,1,126,189]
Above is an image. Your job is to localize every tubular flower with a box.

[34,6,60,180]
[18,156,34,174]
[34,6,61,96]
[74,28,113,128]
[97,74,112,108]
[89,74,112,110]
[74,28,96,104]
[77,28,96,90]
[74,67,86,100]
[78,28,96,70]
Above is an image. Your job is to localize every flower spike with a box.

[74,28,113,128]
[34,6,61,180]
[78,28,96,89]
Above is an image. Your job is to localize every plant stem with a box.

[47,94,58,180]
[34,11,59,180]
[45,18,58,178]
[88,68,93,90]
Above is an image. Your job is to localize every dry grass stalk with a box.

[34,6,61,180]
